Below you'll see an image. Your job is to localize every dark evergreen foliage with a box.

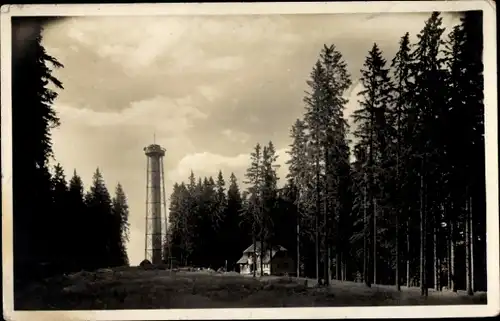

[12,20,130,294]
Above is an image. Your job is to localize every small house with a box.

[236,242,294,276]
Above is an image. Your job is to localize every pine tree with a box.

[67,170,87,271]
[260,141,280,275]
[319,44,352,283]
[112,183,130,266]
[286,119,310,277]
[349,145,371,286]
[214,171,228,267]
[244,143,264,277]
[86,168,114,269]
[303,60,327,282]
[198,176,219,267]
[444,11,484,295]
[390,32,413,290]
[176,182,195,266]
[174,171,198,266]
[12,18,64,283]
[50,163,68,274]
[410,12,447,296]
[353,42,393,286]
[225,173,245,270]
[167,183,183,265]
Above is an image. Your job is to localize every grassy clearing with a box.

[15,268,487,310]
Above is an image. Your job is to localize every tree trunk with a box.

[407,218,411,288]
[447,223,451,290]
[323,176,330,286]
[395,109,401,291]
[470,196,475,292]
[419,167,426,296]
[315,220,320,281]
[363,183,370,287]
[434,220,439,291]
[315,158,321,282]
[260,237,264,277]
[340,255,344,281]
[253,237,257,278]
[446,207,451,290]
[423,176,428,297]
[373,198,377,285]
[335,251,340,280]
[450,219,456,292]
[296,193,300,278]
[327,247,332,283]
[465,195,473,296]
[335,212,341,281]
[343,258,347,281]
[396,207,400,291]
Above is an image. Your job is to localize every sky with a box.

[41,12,461,265]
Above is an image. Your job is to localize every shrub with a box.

[139,259,152,268]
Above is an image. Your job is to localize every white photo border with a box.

[1,1,498,320]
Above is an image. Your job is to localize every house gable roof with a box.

[242,241,287,254]
[237,242,288,264]
[236,256,248,264]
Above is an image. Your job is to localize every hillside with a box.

[15,268,487,310]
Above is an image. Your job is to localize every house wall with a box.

[240,248,294,276]
[239,263,271,275]
[240,264,251,274]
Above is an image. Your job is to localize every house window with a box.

[283,262,289,269]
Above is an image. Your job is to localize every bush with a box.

[139,259,152,268]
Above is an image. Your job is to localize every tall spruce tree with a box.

[286,119,310,277]
[244,143,264,276]
[353,42,393,285]
[86,168,114,269]
[303,60,327,282]
[319,44,352,283]
[225,173,245,270]
[410,12,447,296]
[390,32,413,290]
[50,164,68,274]
[214,171,228,267]
[444,11,484,295]
[260,141,280,274]
[67,170,87,271]
[112,183,130,266]
[12,18,64,284]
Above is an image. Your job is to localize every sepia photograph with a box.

[1,1,498,320]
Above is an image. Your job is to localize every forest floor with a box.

[15,267,487,310]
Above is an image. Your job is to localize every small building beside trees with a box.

[236,242,295,276]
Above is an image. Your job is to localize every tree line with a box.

[165,11,486,296]
[11,17,130,290]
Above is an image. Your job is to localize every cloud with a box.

[206,56,245,71]
[221,129,250,143]
[55,95,207,133]
[167,151,249,184]
[168,147,291,188]
[197,85,220,102]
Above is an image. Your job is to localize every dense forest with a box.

[165,11,486,296]
[11,17,130,291]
